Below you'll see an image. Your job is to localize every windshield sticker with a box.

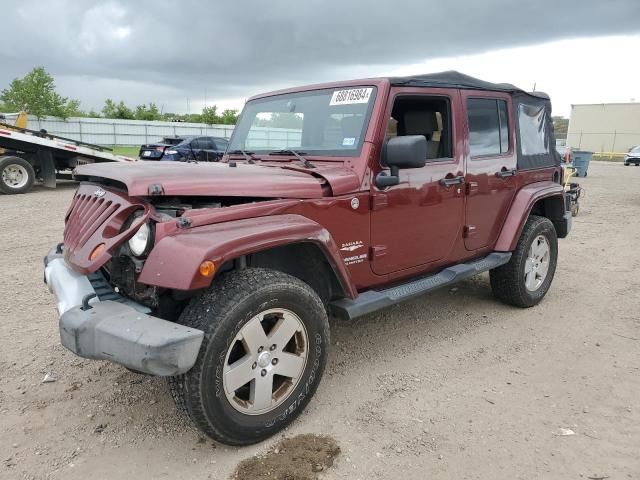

[342,137,356,146]
[330,88,373,106]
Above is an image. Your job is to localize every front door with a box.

[370,90,465,276]
[462,91,518,251]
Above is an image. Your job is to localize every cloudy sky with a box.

[2,0,639,117]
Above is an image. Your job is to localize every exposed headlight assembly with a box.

[128,221,152,257]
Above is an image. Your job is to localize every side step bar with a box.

[330,252,511,320]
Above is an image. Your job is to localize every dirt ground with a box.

[1,161,639,480]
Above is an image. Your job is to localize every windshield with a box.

[228,87,377,157]
[631,145,640,153]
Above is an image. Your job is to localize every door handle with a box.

[439,175,465,187]
[495,168,517,178]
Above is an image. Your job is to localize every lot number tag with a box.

[330,88,372,106]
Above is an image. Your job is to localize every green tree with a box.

[256,112,303,129]
[0,66,82,119]
[201,105,219,125]
[219,109,239,125]
[134,102,161,121]
[101,99,134,119]
[552,116,569,138]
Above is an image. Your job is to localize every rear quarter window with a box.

[518,104,549,155]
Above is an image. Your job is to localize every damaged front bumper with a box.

[43,245,204,376]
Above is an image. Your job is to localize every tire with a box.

[490,215,558,308]
[0,156,35,194]
[168,268,330,445]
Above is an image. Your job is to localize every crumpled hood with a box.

[74,161,361,198]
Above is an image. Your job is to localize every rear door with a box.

[462,91,517,251]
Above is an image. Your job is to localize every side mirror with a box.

[376,135,427,188]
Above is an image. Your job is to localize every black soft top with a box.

[389,70,550,100]
[390,70,559,170]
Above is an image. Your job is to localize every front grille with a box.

[62,184,150,273]
[64,194,121,250]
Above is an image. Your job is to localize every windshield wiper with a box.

[268,149,316,169]
[227,149,256,164]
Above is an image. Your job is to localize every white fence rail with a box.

[1,114,303,149]
[17,115,235,146]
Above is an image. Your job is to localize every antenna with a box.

[532,82,537,92]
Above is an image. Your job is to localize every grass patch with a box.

[591,152,626,162]
[111,145,140,157]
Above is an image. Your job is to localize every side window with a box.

[467,98,510,157]
[518,104,549,155]
[385,96,453,161]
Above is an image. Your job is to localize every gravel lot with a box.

[1,162,639,479]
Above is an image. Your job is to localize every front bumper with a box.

[44,245,204,376]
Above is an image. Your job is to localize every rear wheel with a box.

[490,215,558,308]
[0,156,35,194]
[169,268,329,445]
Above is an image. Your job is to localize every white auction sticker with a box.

[330,88,373,106]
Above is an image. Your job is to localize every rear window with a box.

[162,137,183,145]
[215,138,229,150]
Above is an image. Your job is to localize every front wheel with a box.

[169,268,330,445]
[490,215,558,308]
[0,156,35,194]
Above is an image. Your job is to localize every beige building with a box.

[566,103,640,153]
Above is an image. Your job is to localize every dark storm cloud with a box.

[1,0,639,110]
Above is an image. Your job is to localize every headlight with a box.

[166,150,178,155]
[128,222,152,257]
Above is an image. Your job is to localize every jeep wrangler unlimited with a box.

[44,71,571,445]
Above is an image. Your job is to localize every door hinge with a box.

[370,245,387,258]
[466,182,478,195]
[371,194,388,211]
[463,225,477,237]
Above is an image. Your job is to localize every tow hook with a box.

[81,293,97,311]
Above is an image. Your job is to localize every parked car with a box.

[138,135,228,161]
[44,71,571,446]
[624,145,640,166]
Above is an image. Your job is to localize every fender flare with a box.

[138,213,356,297]
[494,181,565,252]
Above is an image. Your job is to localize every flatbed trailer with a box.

[0,122,135,194]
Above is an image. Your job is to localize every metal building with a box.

[566,103,640,153]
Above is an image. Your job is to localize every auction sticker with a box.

[330,88,373,106]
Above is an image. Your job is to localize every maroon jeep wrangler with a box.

[44,71,571,445]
